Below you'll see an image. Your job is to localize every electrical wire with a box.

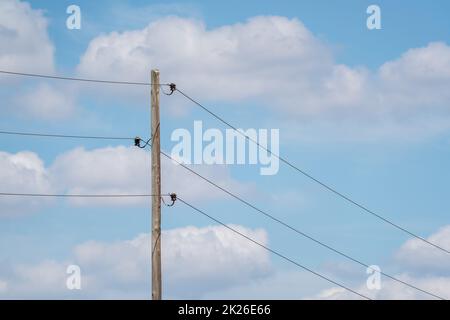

[135,123,160,148]
[0,192,170,198]
[175,87,450,255]
[0,130,133,141]
[0,129,443,298]
[177,196,371,300]
[0,70,171,86]
[160,150,445,300]
[0,88,445,296]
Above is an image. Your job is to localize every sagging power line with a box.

[0,70,171,87]
[0,130,134,141]
[0,192,169,198]
[174,87,450,255]
[177,196,371,300]
[1,130,442,298]
[0,134,444,300]
[156,149,445,300]
[1,68,448,300]
[0,121,446,296]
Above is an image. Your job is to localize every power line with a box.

[0,192,168,198]
[0,70,171,86]
[1,125,445,296]
[160,150,445,300]
[2,69,445,252]
[0,130,134,141]
[177,196,371,300]
[2,130,445,297]
[175,88,450,255]
[1,131,441,298]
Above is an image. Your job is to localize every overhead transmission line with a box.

[134,137,446,299]
[0,192,168,198]
[5,68,442,252]
[157,148,445,300]
[0,123,447,295]
[0,70,447,296]
[0,70,171,87]
[0,129,445,298]
[177,196,371,300]
[0,131,444,300]
[174,87,450,255]
[0,130,134,141]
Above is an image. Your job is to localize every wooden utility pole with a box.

[151,69,162,300]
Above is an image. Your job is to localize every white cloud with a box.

[2,218,449,299]
[49,146,148,206]
[49,145,253,206]
[204,269,329,299]
[316,274,450,300]
[376,42,450,118]
[0,151,53,216]
[395,225,450,275]
[0,145,252,213]
[0,0,54,73]
[163,225,270,297]
[380,42,450,84]
[0,280,7,293]
[317,287,347,299]
[13,83,77,120]
[0,1,75,121]
[72,226,270,298]
[11,260,67,297]
[0,225,270,299]
[77,16,331,102]
[77,16,450,140]
[317,226,450,300]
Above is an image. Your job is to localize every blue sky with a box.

[0,0,449,299]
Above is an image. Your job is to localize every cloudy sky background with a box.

[0,0,449,299]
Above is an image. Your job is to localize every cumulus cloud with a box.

[163,225,270,297]
[317,225,450,300]
[0,280,7,293]
[12,83,77,120]
[1,213,449,299]
[78,16,330,100]
[0,0,54,73]
[49,146,149,206]
[376,42,450,119]
[204,269,330,299]
[0,225,270,299]
[0,151,53,216]
[317,274,450,300]
[0,145,251,213]
[49,145,252,206]
[0,1,79,121]
[394,225,450,276]
[77,16,450,139]
[10,260,67,298]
